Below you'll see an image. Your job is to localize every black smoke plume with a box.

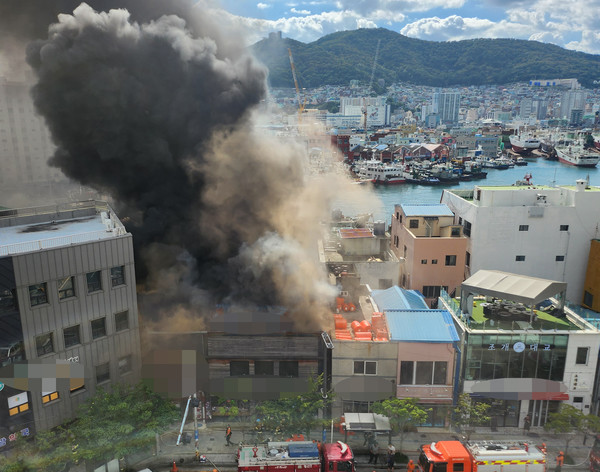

[23,2,340,331]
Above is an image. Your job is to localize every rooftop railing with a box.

[0,200,108,220]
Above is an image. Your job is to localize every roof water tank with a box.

[373,220,385,236]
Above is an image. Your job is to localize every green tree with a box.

[451,393,491,440]
[371,398,430,451]
[255,374,333,439]
[67,382,178,465]
[544,404,586,453]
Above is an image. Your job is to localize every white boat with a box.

[510,134,541,154]
[356,161,407,184]
[555,143,600,167]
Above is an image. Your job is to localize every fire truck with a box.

[238,441,354,472]
[419,440,546,472]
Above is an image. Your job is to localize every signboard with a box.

[7,392,28,409]
[0,381,4,392]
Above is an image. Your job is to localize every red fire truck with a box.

[238,441,354,472]
[419,440,546,472]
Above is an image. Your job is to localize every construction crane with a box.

[288,48,306,122]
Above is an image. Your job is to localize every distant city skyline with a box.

[210,0,600,55]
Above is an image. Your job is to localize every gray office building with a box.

[0,201,141,445]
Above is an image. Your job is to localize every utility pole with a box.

[193,393,199,454]
[176,395,192,446]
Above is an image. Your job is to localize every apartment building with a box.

[390,204,467,306]
[0,201,141,445]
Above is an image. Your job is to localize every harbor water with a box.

[335,157,600,223]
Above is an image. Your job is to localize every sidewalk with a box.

[129,420,593,471]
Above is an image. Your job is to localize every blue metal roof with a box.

[400,203,454,217]
[371,286,429,311]
[386,310,460,343]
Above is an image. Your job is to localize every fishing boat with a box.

[555,143,600,167]
[509,134,541,155]
[356,160,407,184]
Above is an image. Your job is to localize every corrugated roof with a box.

[339,228,373,239]
[371,286,429,311]
[400,203,454,217]
[386,310,459,342]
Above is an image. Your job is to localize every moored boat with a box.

[510,134,541,155]
[555,144,600,167]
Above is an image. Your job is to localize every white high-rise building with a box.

[560,90,586,120]
[432,91,460,124]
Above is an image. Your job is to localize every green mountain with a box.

[251,28,600,89]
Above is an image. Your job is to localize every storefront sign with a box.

[488,343,552,351]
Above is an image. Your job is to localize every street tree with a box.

[451,393,491,440]
[255,374,333,439]
[371,397,430,451]
[544,404,586,453]
[67,382,178,465]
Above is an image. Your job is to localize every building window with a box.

[466,251,471,267]
[560,225,569,231]
[421,259,427,264]
[29,282,48,306]
[36,332,54,356]
[519,225,529,231]
[556,255,565,262]
[396,212,400,221]
[58,276,75,300]
[516,255,526,262]
[42,391,59,404]
[114,311,129,332]
[118,355,132,375]
[95,362,110,384]
[279,360,299,377]
[63,325,81,349]
[8,392,29,416]
[445,255,457,266]
[463,220,471,237]
[451,227,460,237]
[86,271,102,293]
[70,378,85,394]
[576,347,589,365]
[432,259,438,265]
[400,361,447,385]
[230,360,249,376]
[255,360,274,376]
[584,291,594,308]
[422,286,448,298]
[91,317,107,339]
[403,245,407,258]
[353,360,377,375]
[409,219,419,229]
[110,266,125,287]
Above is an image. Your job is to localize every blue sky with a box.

[204,0,600,54]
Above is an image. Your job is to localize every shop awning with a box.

[471,378,569,401]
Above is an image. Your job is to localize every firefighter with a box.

[226,425,233,446]
[407,459,416,472]
[540,443,547,454]
[556,451,564,472]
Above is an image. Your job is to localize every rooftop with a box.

[400,203,454,217]
[0,201,126,257]
[371,285,429,311]
[386,309,460,343]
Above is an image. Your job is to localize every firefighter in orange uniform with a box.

[407,459,416,472]
[556,451,564,472]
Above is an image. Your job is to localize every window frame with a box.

[86,270,102,293]
[95,362,110,385]
[279,360,299,377]
[353,360,377,375]
[118,355,132,376]
[409,219,419,229]
[91,317,107,340]
[230,360,250,376]
[114,310,129,332]
[35,332,55,357]
[576,347,589,365]
[58,276,76,300]
[110,265,126,287]
[63,324,81,349]
[516,255,526,262]
[555,255,565,262]
[42,391,60,404]
[255,360,275,376]
[445,255,457,266]
[560,225,569,231]
[518,225,529,231]
[29,282,48,307]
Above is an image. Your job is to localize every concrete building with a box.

[432,91,460,124]
[439,270,600,426]
[560,90,586,120]
[390,204,467,306]
[440,180,600,302]
[0,201,141,445]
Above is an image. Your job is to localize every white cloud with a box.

[257,3,270,9]
[290,7,312,14]
[335,0,465,15]
[400,15,527,41]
